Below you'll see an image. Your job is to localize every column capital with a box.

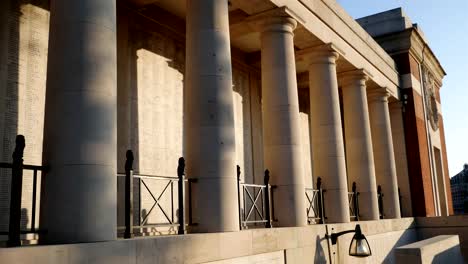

[297,43,344,65]
[247,7,303,34]
[339,69,371,87]
[368,88,390,103]
[389,100,404,110]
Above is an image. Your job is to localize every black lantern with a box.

[327,224,372,257]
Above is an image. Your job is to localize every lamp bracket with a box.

[327,229,356,245]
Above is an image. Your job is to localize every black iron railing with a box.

[305,177,325,224]
[0,135,48,247]
[348,182,360,221]
[119,150,194,238]
[378,185,384,219]
[237,167,272,229]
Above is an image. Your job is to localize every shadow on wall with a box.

[124,9,188,228]
[117,5,190,234]
[432,244,464,264]
[315,235,328,263]
[333,222,418,264]
[381,228,418,263]
[416,216,468,262]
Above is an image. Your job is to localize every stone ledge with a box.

[395,235,463,264]
[0,218,421,264]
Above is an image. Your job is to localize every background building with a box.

[451,164,468,214]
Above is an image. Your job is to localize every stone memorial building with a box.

[0,0,459,263]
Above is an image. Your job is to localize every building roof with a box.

[356,7,447,84]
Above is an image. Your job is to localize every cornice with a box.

[373,28,446,87]
[408,28,446,86]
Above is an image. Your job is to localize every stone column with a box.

[341,70,379,220]
[185,0,239,232]
[368,89,401,219]
[302,45,350,223]
[260,15,307,227]
[389,101,412,217]
[41,0,117,243]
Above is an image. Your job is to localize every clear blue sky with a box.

[337,0,468,176]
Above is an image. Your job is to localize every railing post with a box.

[31,169,38,233]
[264,170,272,228]
[237,165,242,230]
[352,182,360,221]
[7,135,25,247]
[177,157,186,235]
[124,150,134,239]
[187,178,197,226]
[316,177,325,224]
[398,187,403,217]
[378,185,384,219]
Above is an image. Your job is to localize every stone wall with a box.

[331,218,417,263]
[416,216,468,262]
[0,0,49,233]
[5,216,468,264]
[122,18,186,232]
[438,115,454,215]
[0,218,423,264]
[113,12,261,232]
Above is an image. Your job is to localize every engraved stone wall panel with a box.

[127,27,185,233]
[233,67,254,184]
[298,88,313,189]
[119,22,257,231]
[0,0,49,233]
[249,74,264,185]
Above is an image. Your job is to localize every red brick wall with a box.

[402,89,436,216]
[439,114,454,215]
[392,53,421,80]
[409,54,421,81]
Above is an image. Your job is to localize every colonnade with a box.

[39,0,401,244]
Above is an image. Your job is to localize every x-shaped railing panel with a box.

[244,186,264,221]
[135,175,179,226]
[348,192,357,219]
[240,183,267,226]
[305,188,320,221]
